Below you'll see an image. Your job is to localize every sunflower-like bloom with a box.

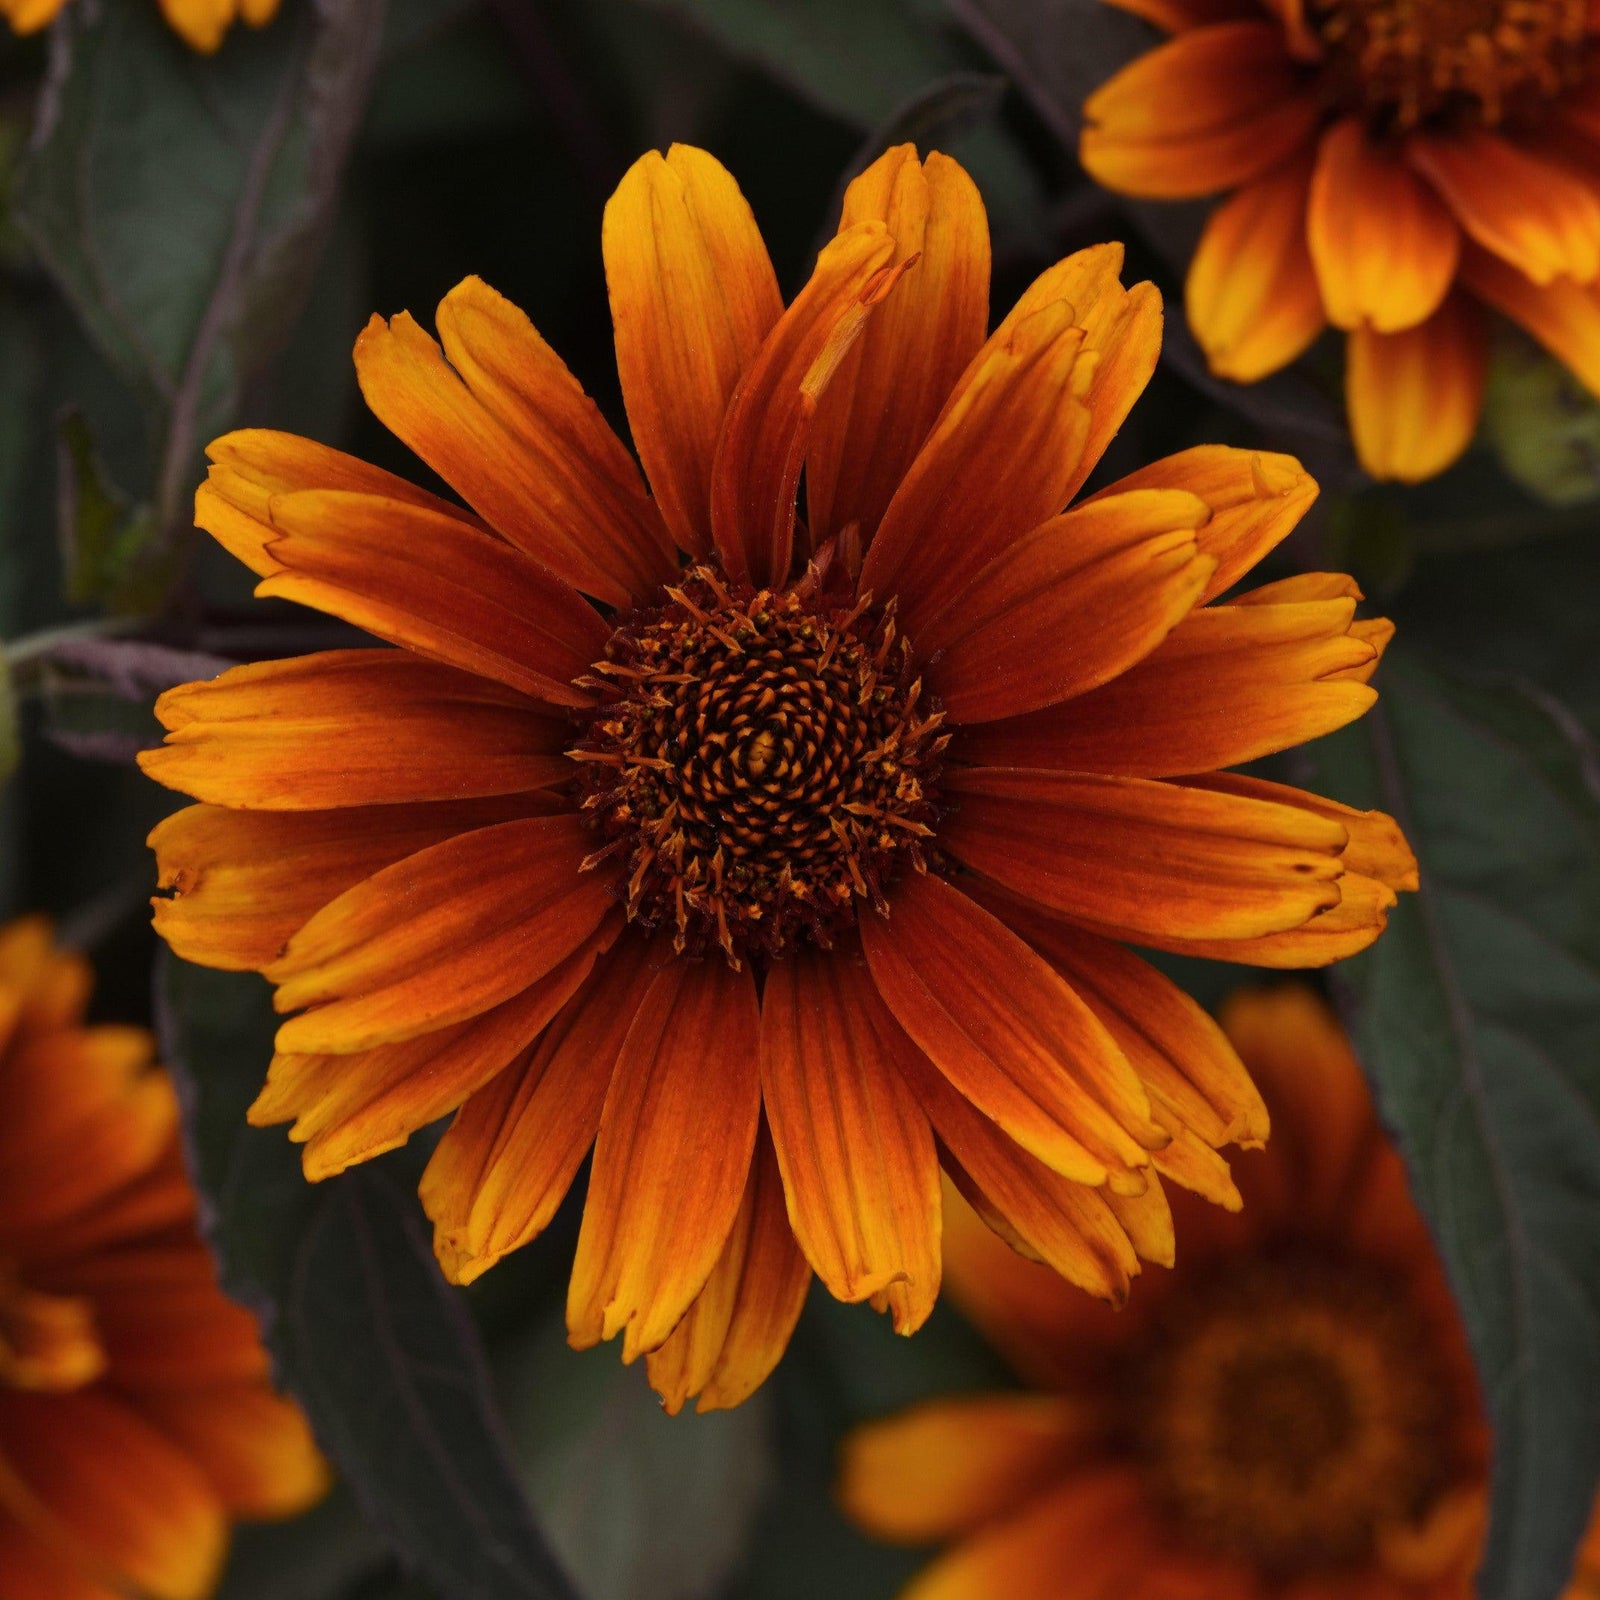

[0,918,326,1599]
[141,143,1415,1414]
[840,985,1498,1600]
[1080,0,1600,481]
[0,0,277,53]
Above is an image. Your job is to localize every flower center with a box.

[569,566,946,968]
[1133,1257,1450,1571]
[0,1263,104,1393]
[1311,0,1588,130]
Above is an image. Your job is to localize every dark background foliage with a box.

[3,2,1599,1598]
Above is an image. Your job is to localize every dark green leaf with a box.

[216,1487,393,1600]
[160,958,583,1600]
[55,410,169,613]
[1308,649,1600,1600]
[1482,326,1600,508]
[16,0,385,538]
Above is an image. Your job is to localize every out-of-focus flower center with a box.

[1311,0,1588,130]
[1133,1257,1449,1570]
[0,1264,104,1393]
[569,566,946,968]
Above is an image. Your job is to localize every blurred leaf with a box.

[498,1313,773,1600]
[55,410,169,613]
[1309,649,1600,1600]
[15,0,386,543]
[216,1487,393,1600]
[160,959,583,1600]
[0,651,16,788]
[1482,326,1600,507]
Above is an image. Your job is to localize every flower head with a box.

[0,0,278,53]
[0,917,325,1599]
[839,985,1493,1599]
[141,143,1414,1413]
[1080,0,1600,480]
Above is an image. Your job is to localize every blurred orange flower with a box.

[840,984,1499,1599]
[0,917,326,1600]
[143,142,1412,1413]
[1081,0,1600,481]
[0,0,278,53]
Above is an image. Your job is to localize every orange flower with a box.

[141,142,1414,1414]
[0,917,326,1600]
[839,985,1496,1600]
[1080,0,1600,481]
[0,0,278,53]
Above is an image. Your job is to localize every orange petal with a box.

[0,1030,175,1248]
[999,904,1268,1151]
[130,1386,327,1519]
[1080,23,1318,199]
[265,814,614,1054]
[941,767,1346,942]
[354,293,672,606]
[148,796,552,973]
[1460,241,1600,396]
[1346,294,1486,482]
[859,302,1091,637]
[1409,130,1600,287]
[808,147,991,548]
[254,916,618,1181]
[990,242,1165,504]
[604,145,784,559]
[140,652,571,809]
[0,1512,119,1600]
[759,942,942,1332]
[710,221,902,585]
[1187,148,1325,381]
[1308,120,1460,332]
[567,958,763,1361]
[252,489,606,706]
[1086,444,1318,602]
[838,1393,1091,1544]
[861,873,1161,1189]
[925,489,1214,723]
[421,939,660,1285]
[0,1277,103,1392]
[198,428,477,579]
[34,1146,195,1268]
[899,1051,1145,1303]
[959,577,1384,776]
[645,1124,812,1414]
[0,1390,227,1600]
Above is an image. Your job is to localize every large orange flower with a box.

[1080,0,1600,481]
[0,917,326,1600]
[840,985,1496,1600]
[141,142,1415,1414]
[0,0,277,52]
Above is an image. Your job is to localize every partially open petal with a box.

[710,221,902,586]
[760,942,942,1332]
[1346,294,1486,482]
[422,937,661,1285]
[1187,148,1325,381]
[148,796,553,973]
[1408,130,1600,287]
[254,488,607,706]
[1081,23,1319,199]
[1087,445,1318,602]
[567,958,763,1361]
[861,873,1162,1190]
[266,814,615,1054]
[645,1125,812,1414]
[959,573,1386,776]
[604,145,784,558]
[809,147,992,549]
[942,767,1346,942]
[1309,120,1460,332]
[839,1393,1092,1544]
[140,652,572,810]
[925,490,1215,724]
